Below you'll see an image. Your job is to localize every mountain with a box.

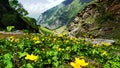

[67,0,120,39]
[37,0,91,29]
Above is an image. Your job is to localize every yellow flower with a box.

[62,32,68,35]
[101,51,107,56]
[75,58,88,66]
[42,38,44,41]
[70,58,88,68]
[92,44,99,47]
[76,42,79,44]
[101,42,111,46]
[65,40,69,43]
[53,38,57,42]
[58,48,62,51]
[32,36,39,41]
[32,36,40,44]
[70,62,81,68]
[70,37,75,40]
[25,54,38,62]
[58,34,63,37]
[105,43,111,46]
[35,41,40,44]
[9,36,14,42]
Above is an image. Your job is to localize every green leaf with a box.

[53,51,58,56]
[3,53,13,61]
[53,61,59,68]
[26,63,33,68]
[63,54,70,60]
[47,59,51,64]
[6,26,15,32]
[17,43,24,50]
[3,53,13,68]
[18,52,27,58]
[52,56,58,61]
[5,61,13,68]
[72,45,77,51]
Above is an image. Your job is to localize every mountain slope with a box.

[37,0,90,29]
[67,0,120,39]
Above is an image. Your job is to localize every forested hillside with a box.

[0,0,38,32]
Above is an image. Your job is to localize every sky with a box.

[19,0,65,19]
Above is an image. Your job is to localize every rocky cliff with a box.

[67,0,120,39]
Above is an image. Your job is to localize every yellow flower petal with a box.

[75,58,88,67]
[25,54,38,62]
[70,62,81,68]
[79,59,88,66]
[9,36,14,42]
[75,58,81,64]
[101,51,107,56]
[32,36,39,41]
[35,41,40,44]
[70,62,75,67]
[25,54,31,60]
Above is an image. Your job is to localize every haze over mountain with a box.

[19,0,65,19]
[37,0,92,29]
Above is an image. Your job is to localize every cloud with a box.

[18,0,65,19]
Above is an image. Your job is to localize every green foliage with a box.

[21,16,37,29]
[95,12,113,23]
[23,29,30,33]
[38,26,54,35]
[95,1,114,23]
[0,34,120,68]
[6,26,15,32]
[0,0,37,32]
[54,25,66,34]
[3,53,13,68]
[9,0,28,16]
[1,13,17,26]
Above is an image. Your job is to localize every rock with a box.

[66,0,120,39]
[90,38,115,45]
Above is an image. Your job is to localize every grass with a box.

[38,26,54,34]
[54,26,66,34]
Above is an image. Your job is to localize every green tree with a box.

[9,0,28,16]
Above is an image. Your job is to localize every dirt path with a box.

[0,30,24,39]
